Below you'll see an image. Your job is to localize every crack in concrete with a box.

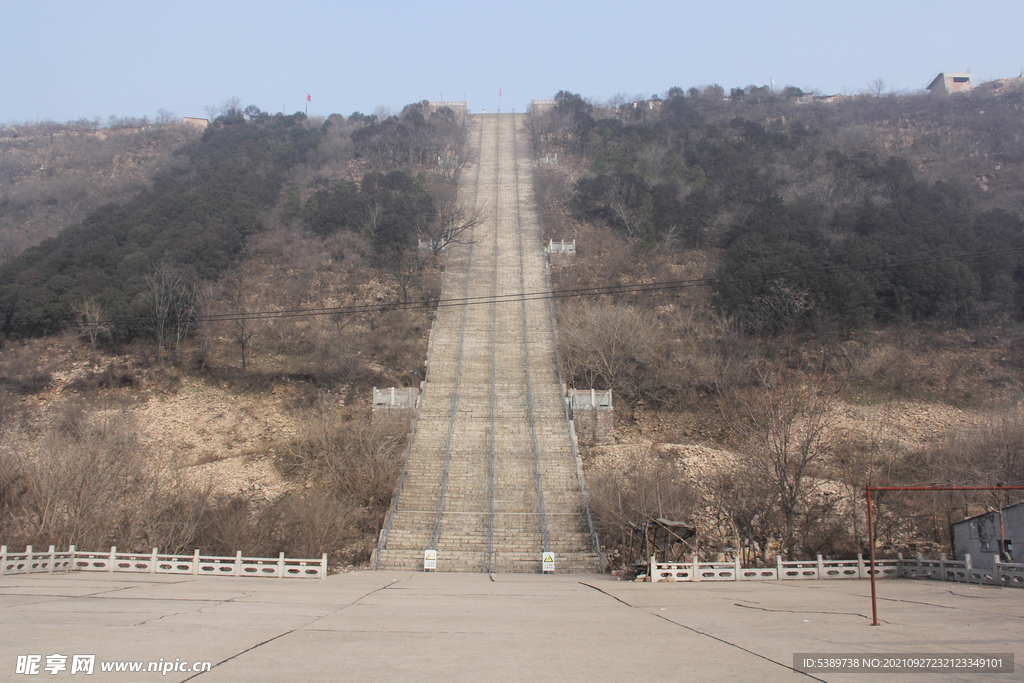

[134,611,193,627]
[733,600,876,621]
[946,589,1005,599]
[579,582,827,682]
[196,590,251,614]
[180,579,405,681]
[861,592,1024,618]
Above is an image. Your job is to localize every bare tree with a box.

[223,96,243,117]
[203,104,221,123]
[145,264,194,362]
[71,297,110,350]
[752,279,815,357]
[723,363,840,559]
[707,466,782,566]
[222,264,264,371]
[290,400,409,508]
[418,184,484,255]
[833,403,905,550]
[193,280,216,372]
[558,301,670,404]
[146,265,175,362]
[156,109,177,126]
[587,443,699,568]
[385,250,426,304]
[4,411,158,549]
[605,177,644,238]
[869,78,886,98]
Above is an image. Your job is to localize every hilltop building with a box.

[927,72,973,95]
[424,101,467,117]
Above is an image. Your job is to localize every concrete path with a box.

[2,572,1020,681]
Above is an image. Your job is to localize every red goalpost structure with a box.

[866,484,1024,626]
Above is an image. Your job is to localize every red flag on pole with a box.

[499,89,502,97]
[307,94,311,102]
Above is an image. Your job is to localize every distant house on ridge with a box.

[926,72,973,95]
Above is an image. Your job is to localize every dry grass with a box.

[585,443,699,570]
[0,390,410,566]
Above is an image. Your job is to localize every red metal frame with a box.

[865,485,1024,626]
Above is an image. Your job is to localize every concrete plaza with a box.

[1,571,1020,682]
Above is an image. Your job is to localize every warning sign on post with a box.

[424,549,437,571]
[542,552,555,573]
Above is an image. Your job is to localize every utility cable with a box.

[27,246,1024,334]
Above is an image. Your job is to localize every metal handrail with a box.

[376,116,485,565]
[374,397,421,566]
[527,114,604,573]
[375,119,487,565]
[430,115,488,552]
[486,111,500,573]
[511,111,550,554]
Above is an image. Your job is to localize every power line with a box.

[24,245,1024,334]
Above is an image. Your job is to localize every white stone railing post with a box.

[776,554,783,579]
[150,548,158,573]
[48,545,56,573]
[321,553,328,579]
[235,551,242,577]
[192,549,200,575]
[965,554,972,583]
[857,553,865,578]
[816,554,823,579]
[109,546,116,572]
[1,545,6,576]
[734,554,741,581]
[26,545,33,570]
[691,554,700,582]
[278,552,285,578]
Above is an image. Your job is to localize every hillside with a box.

[0,120,202,263]
[531,86,1024,567]
[2,87,1024,571]
[0,101,464,565]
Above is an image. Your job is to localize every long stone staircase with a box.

[374,113,602,573]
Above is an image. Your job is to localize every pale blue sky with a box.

[3,0,1023,123]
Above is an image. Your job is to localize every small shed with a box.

[951,501,1024,569]
[926,72,973,95]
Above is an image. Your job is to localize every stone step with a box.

[376,113,601,574]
